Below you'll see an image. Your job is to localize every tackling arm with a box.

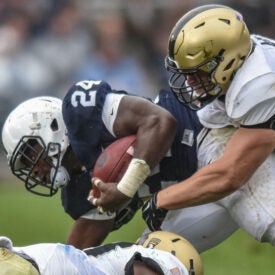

[157,127,275,209]
[114,95,177,168]
[89,95,177,211]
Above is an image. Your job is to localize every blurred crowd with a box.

[0,0,274,164]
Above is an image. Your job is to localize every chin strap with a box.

[50,163,70,188]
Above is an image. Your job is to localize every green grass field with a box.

[1,182,275,274]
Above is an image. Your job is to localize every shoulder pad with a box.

[226,43,275,120]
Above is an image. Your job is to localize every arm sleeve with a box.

[102,93,126,137]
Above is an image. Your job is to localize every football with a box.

[92,135,136,197]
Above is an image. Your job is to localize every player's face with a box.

[21,142,52,185]
[186,70,210,97]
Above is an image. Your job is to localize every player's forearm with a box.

[156,163,234,209]
[157,128,275,210]
[134,115,177,169]
[115,95,177,169]
[117,118,176,198]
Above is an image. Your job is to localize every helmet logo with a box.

[206,60,217,71]
[145,238,161,249]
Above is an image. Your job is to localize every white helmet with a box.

[138,231,203,275]
[2,96,69,196]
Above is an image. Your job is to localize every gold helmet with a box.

[165,4,252,110]
[138,231,203,275]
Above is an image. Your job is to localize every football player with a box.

[0,231,203,275]
[142,4,275,246]
[2,80,237,252]
[1,84,175,249]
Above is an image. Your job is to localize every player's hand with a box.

[142,193,168,231]
[88,177,130,213]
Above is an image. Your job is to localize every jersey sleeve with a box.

[227,73,275,126]
[62,80,127,169]
[226,35,275,126]
[102,93,126,137]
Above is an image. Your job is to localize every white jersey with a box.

[197,35,275,245]
[0,237,188,275]
[88,244,189,275]
[198,35,275,128]
[197,126,275,244]
[0,236,104,275]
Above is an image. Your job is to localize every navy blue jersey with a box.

[61,170,92,219]
[144,89,202,193]
[62,80,127,170]
[61,80,202,222]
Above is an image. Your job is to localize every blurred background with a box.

[0,1,274,273]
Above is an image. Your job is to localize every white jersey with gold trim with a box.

[0,236,189,275]
[198,35,275,128]
[88,243,189,275]
[197,126,275,244]
[197,34,275,245]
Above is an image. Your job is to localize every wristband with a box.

[117,158,150,198]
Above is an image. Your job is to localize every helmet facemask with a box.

[10,136,62,197]
[166,55,223,110]
[165,4,252,110]
[2,96,70,196]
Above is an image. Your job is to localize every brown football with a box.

[92,135,136,197]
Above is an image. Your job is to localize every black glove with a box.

[112,194,144,231]
[142,192,168,231]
